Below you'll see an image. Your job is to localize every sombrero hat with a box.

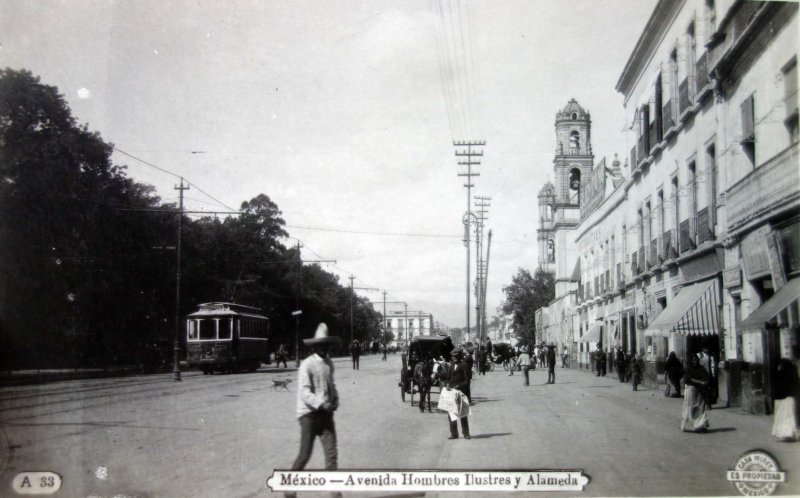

[303,323,342,347]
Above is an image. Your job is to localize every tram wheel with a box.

[401,385,405,402]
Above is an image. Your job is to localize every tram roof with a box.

[187,302,268,319]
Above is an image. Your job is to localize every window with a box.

[741,94,756,167]
[706,143,717,228]
[655,75,664,142]
[705,0,716,41]
[687,21,696,85]
[672,176,680,251]
[783,57,798,142]
[199,319,216,340]
[569,131,580,154]
[187,320,198,340]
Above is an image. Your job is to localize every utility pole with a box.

[349,277,377,344]
[173,178,189,382]
[292,240,335,366]
[455,140,484,345]
[475,196,491,345]
[482,230,492,343]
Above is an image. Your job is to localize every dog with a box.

[270,378,292,391]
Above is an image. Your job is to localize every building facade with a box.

[386,311,434,349]
[536,0,798,413]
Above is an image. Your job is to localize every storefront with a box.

[643,278,722,388]
[737,277,800,414]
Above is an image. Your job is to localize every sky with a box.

[0,0,657,328]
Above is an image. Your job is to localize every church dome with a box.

[538,181,555,197]
[556,98,590,121]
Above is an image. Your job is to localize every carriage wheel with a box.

[400,384,406,402]
[503,360,510,371]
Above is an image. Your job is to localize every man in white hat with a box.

[289,322,342,479]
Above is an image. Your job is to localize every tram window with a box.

[241,319,267,338]
[218,318,232,339]
[199,320,216,340]
[187,321,198,340]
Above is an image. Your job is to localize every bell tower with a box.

[553,99,594,209]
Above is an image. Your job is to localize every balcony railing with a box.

[648,122,658,153]
[616,263,624,289]
[649,239,658,268]
[696,207,712,244]
[662,100,675,134]
[679,78,692,115]
[637,134,647,164]
[696,52,710,92]
[663,230,677,261]
[727,142,800,231]
[679,218,696,253]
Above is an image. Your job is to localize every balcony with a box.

[649,239,658,269]
[631,250,638,276]
[616,263,624,290]
[678,78,693,117]
[637,134,648,166]
[662,230,677,262]
[679,218,696,254]
[696,52,712,100]
[727,142,800,232]
[648,122,659,155]
[638,251,646,275]
[696,207,712,245]
[662,100,676,138]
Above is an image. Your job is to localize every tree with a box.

[500,267,555,344]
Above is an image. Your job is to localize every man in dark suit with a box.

[447,348,471,440]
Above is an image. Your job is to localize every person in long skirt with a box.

[772,358,800,441]
[681,355,710,432]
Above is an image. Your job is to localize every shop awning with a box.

[644,279,720,337]
[739,278,800,334]
[581,320,603,342]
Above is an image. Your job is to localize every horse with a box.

[412,357,435,413]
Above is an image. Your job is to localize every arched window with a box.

[572,112,578,120]
[547,240,555,263]
[569,131,580,154]
[569,168,581,205]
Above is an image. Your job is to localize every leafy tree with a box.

[500,267,555,344]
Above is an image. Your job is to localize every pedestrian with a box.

[546,344,556,384]
[446,348,471,439]
[698,348,718,405]
[518,347,531,386]
[772,358,800,441]
[631,354,643,391]
[464,349,474,401]
[532,344,539,369]
[615,346,625,382]
[382,345,388,362]
[276,343,288,368]
[486,339,493,363]
[477,346,487,375]
[680,354,710,432]
[595,345,606,377]
[288,323,341,486]
[349,339,361,370]
[664,351,683,398]
[561,346,569,368]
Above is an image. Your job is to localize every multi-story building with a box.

[386,311,434,349]
[536,0,798,413]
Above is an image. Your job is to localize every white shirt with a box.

[296,353,339,419]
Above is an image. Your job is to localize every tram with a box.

[186,302,270,374]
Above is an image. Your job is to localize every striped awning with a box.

[581,320,603,343]
[644,279,720,337]
[740,278,800,334]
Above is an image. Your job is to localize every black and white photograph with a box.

[0,1,798,497]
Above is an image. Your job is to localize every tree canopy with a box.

[500,267,555,344]
[0,68,382,370]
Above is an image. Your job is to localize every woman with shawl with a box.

[664,351,684,398]
[772,358,800,441]
[681,354,710,432]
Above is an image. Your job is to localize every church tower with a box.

[537,99,595,294]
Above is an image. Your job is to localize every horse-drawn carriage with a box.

[492,342,519,371]
[399,335,454,411]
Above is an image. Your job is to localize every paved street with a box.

[1,355,798,497]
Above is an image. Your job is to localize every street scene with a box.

[2,356,798,497]
[1,0,799,497]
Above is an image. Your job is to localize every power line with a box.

[286,223,461,239]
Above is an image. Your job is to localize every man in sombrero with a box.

[289,322,342,478]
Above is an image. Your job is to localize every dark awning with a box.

[740,278,800,334]
[645,279,720,337]
[581,320,603,343]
